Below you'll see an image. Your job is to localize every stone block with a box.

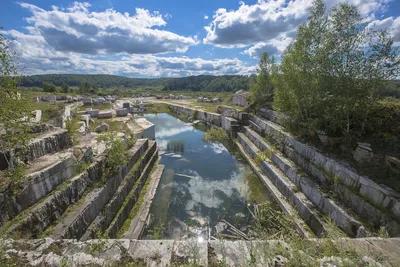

[95,122,109,133]
[82,98,93,105]
[353,143,373,163]
[97,111,113,119]
[116,108,128,117]
[86,109,100,118]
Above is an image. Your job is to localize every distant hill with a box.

[19,74,170,89]
[19,74,256,92]
[163,75,255,92]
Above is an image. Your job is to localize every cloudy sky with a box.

[1,0,399,77]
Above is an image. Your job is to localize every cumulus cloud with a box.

[203,0,310,48]
[205,0,392,58]
[204,15,209,20]
[368,16,400,45]
[4,30,254,76]
[182,168,249,209]
[18,2,197,55]
[243,35,293,58]
[2,3,255,77]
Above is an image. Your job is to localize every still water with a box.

[142,113,269,240]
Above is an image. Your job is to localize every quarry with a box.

[0,93,399,267]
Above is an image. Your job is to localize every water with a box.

[142,113,269,240]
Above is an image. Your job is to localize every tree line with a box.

[162,75,255,92]
[19,74,169,89]
[19,74,255,92]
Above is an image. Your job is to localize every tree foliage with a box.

[61,82,69,93]
[42,82,57,92]
[19,74,170,89]
[250,52,276,109]
[79,81,91,94]
[273,0,400,137]
[0,30,30,172]
[163,75,253,92]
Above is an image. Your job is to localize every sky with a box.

[1,0,400,78]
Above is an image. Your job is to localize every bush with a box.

[202,127,229,142]
[42,82,57,92]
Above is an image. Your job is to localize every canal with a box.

[142,113,269,240]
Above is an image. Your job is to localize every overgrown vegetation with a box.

[163,75,254,92]
[146,103,171,114]
[0,29,31,193]
[248,201,389,266]
[249,0,400,191]
[274,0,400,139]
[202,127,229,142]
[99,132,129,183]
[250,52,276,110]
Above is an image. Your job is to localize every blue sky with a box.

[1,0,399,77]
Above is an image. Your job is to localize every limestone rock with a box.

[273,255,288,267]
[353,143,373,163]
[386,156,400,169]
[95,122,109,133]
[116,108,128,117]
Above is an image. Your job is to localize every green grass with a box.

[78,103,113,111]
[117,163,156,237]
[145,103,171,114]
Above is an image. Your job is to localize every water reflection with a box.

[143,113,268,240]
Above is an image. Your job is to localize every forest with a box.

[162,75,255,92]
[18,74,169,88]
[18,74,255,92]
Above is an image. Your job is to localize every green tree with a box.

[274,0,400,137]
[0,30,30,183]
[61,82,69,93]
[42,82,57,92]
[79,81,91,94]
[250,52,277,109]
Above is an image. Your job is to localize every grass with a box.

[145,103,171,114]
[202,127,229,142]
[117,162,156,238]
[78,103,113,111]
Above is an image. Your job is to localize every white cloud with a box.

[182,168,249,209]
[1,2,256,77]
[368,16,400,45]
[2,28,255,77]
[204,15,209,20]
[243,35,293,58]
[210,143,228,154]
[205,0,392,58]
[18,2,197,55]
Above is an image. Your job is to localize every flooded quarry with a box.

[1,98,400,266]
[143,113,269,240]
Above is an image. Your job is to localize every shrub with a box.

[202,127,229,142]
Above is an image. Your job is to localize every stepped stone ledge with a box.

[50,139,150,240]
[238,133,327,237]
[242,126,364,237]
[81,141,157,240]
[0,128,72,171]
[249,114,400,221]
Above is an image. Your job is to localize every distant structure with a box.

[231,90,249,107]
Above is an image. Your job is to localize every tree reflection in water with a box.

[166,140,185,153]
